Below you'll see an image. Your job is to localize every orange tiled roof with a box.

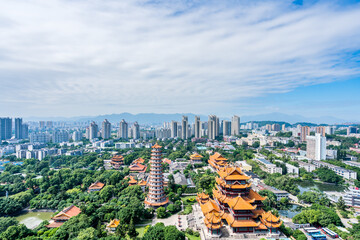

[216,177,251,189]
[138,179,147,186]
[210,152,228,162]
[261,211,281,223]
[46,221,64,228]
[256,223,268,230]
[107,219,120,228]
[152,143,162,149]
[228,196,257,210]
[52,205,81,221]
[163,158,172,164]
[88,181,105,190]
[129,162,147,172]
[212,188,230,204]
[190,153,203,159]
[218,166,250,181]
[204,211,223,229]
[197,192,210,204]
[111,155,124,161]
[127,176,138,185]
[245,189,267,201]
[225,214,260,228]
[133,158,145,164]
[200,199,221,215]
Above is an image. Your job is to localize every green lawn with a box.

[135,225,150,238]
[185,233,201,240]
[181,195,196,201]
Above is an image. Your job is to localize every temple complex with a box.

[208,152,229,170]
[144,144,168,207]
[198,165,282,237]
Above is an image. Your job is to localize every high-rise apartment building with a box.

[39,121,46,129]
[347,126,358,135]
[208,115,218,140]
[306,133,326,160]
[223,120,231,136]
[118,119,128,139]
[89,122,99,140]
[282,124,286,131]
[181,116,188,139]
[0,118,12,140]
[101,119,111,139]
[72,131,82,141]
[272,123,280,132]
[325,126,335,135]
[144,144,168,207]
[52,130,70,143]
[194,116,201,138]
[22,124,29,139]
[15,118,23,139]
[171,121,178,138]
[315,126,326,137]
[231,115,240,136]
[46,121,53,129]
[133,122,140,140]
[300,126,310,142]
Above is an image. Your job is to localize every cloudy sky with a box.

[0,0,360,120]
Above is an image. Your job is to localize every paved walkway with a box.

[152,213,188,231]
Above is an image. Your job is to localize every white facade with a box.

[306,133,326,160]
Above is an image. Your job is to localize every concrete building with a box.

[132,122,140,140]
[118,119,128,139]
[312,160,357,180]
[315,126,326,137]
[101,119,111,139]
[89,122,99,140]
[272,123,280,132]
[222,120,231,136]
[300,126,310,142]
[52,130,69,143]
[297,160,317,172]
[181,116,188,139]
[347,126,358,135]
[72,131,82,141]
[0,117,12,140]
[285,163,299,176]
[194,116,201,138]
[343,187,360,208]
[231,115,240,136]
[171,121,178,138]
[30,133,51,144]
[15,118,23,139]
[325,126,335,135]
[208,115,219,140]
[306,133,326,160]
[255,158,282,174]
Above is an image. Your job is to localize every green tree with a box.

[128,219,138,239]
[77,227,97,240]
[156,207,167,219]
[164,225,185,240]
[0,217,19,233]
[337,197,346,211]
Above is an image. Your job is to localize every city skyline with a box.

[0,0,360,119]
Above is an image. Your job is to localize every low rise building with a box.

[312,160,357,180]
[255,158,282,174]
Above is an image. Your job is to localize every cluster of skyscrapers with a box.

[0,118,28,140]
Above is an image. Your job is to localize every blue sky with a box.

[0,0,359,120]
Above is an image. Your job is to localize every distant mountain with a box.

[241,112,347,125]
[25,112,352,125]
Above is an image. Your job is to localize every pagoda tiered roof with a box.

[225,213,260,228]
[228,196,257,210]
[152,143,162,149]
[218,166,250,181]
[196,192,210,204]
[260,211,282,228]
[216,177,252,189]
[243,189,267,202]
[209,152,229,169]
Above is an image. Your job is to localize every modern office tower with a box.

[89,121,99,140]
[101,119,111,139]
[171,121,178,138]
[133,122,140,140]
[300,126,310,142]
[325,126,335,135]
[118,119,128,139]
[272,123,280,132]
[181,116,188,139]
[306,133,326,160]
[72,131,82,141]
[46,121,53,129]
[231,115,240,136]
[223,120,231,136]
[347,126,358,135]
[22,124,29,139]
[52,130,70,143]
[0,117,12,140]
[15,118,23,139]
[144,144,168,207]
[315,126,326,137]
[208,115,218,140]
[194,116,201,138]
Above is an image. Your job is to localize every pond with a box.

[278,204,302,219]
[296,181,345,194]
[15,211,55,229]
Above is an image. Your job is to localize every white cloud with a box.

[0,0,359,117]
